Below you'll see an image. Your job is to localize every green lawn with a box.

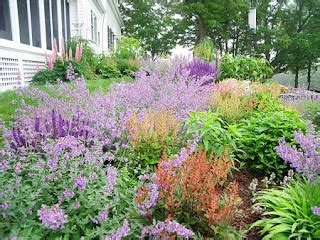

[0,76,132,148]
[273,69,320,92]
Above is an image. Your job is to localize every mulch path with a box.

[231,169,262,240]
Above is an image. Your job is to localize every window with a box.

[44,0,52,50]
[0,0,12,40]
[91,10,98,43]
[108,26,114,50]
[61,0,66,40]
[30,0,41,47]
[52,0,59,49]
[18,0,30,45]
[66,2,71,39]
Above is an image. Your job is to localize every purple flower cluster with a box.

[185,58,218,84]
[74,175,87,191]
[37,204,68,230]
[136,183,159,216]
[275,129,319,181]
[141,220,194,239]
[93,205,109,224]
[104,166,117,196]
[312,206,320,216]
[105,220,130,240]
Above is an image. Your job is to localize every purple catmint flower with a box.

[37,204,68,230]
[141,220,194,239]
[89,172,97,182]
[0,160,9,173]
[74,175,87,191]
[136,183,159,216]
[312,206,320,216]
[1,202,9,210]
[105,220,130,240]
[93,205,109,224]
[275,129,319,181]
[72,202,80,209]
[104,167,117,196]
[63,189,75,198]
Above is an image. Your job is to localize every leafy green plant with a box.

[67,38,97,80]
[220,55,273,82]
[112,36,145,60]
[32,60,67,84]
[194,38,216,62]
[185,111,240,159]
[116,58,140,77]
[237,107,308,176]
[251,178,320,240]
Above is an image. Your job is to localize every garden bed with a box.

[0,57,319,239]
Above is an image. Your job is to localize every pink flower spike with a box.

[53,38,58,62]
[69,47,73,61]
[61,37,65,60]
[75,45,80,62]
[79,43,83,60]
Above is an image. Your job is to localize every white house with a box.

[0,0,123,92]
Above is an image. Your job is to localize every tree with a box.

[172,0,249,53]
[272,0,320,87]
[120,0,176,58]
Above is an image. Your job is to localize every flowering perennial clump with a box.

[105,220,130,240]
[275,128,320,181]
[141,220,194,239]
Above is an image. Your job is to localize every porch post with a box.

[9,0,20,42]
[39,0,47,50]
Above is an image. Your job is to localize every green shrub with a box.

[67,38,97,80]
[185,111,240,160]
[237,108,308,176]
[32,60,67,84]
[194,38,215,62]
[116,59,140,77]
[251,178,320,239]
[112,36,145,60]
[220,55,273,82]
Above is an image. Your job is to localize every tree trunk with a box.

[307,60,312,90]
[294,67,299,88]
[196,16,207,44]
[225,40,228,53]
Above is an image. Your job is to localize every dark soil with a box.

[232,169,262,240]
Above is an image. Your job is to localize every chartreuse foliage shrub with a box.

[193,38,215,62]
[185,111,240,159]
[251,178,320,240]
[126,109,183,168]
[220,55,273,82]
[112,36,145,60]
[237,107,308,176]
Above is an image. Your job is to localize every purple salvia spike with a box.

[35,117,40,132]
[52,110,57,139]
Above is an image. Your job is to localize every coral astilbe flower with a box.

[181,148,239,225]
[153,148,240,228]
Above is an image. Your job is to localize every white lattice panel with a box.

[0,57,20,88]
[22,60,46,82]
